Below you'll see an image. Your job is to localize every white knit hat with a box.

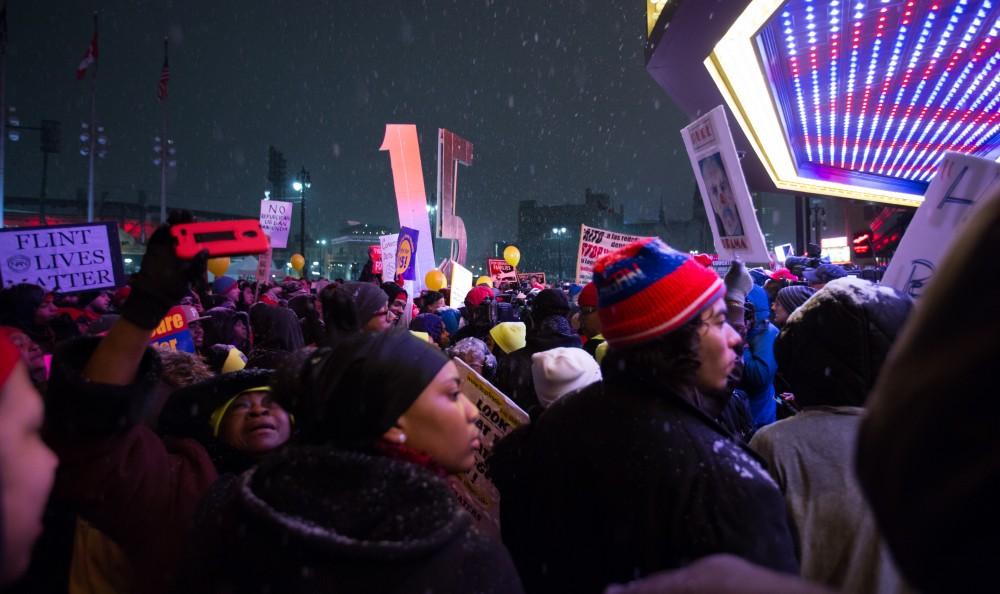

[531,347,602,408]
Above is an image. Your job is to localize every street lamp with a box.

[292,166,312,267]
[152,135,177,223]
[552,226,568,281]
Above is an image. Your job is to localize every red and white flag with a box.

[75,16,98,80]
[156,39,170,101]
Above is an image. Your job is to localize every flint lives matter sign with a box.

[0,222,124,293]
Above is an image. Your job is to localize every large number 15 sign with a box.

[436,129,474,264]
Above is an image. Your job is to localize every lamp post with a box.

[552,226,567,281]
[292,166,311,264]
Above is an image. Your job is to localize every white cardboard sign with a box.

[0,222,125,293]
[883,152,1000,298]
[681,105,770,263]
[449,358,530,537]
[575,224,650,284]
[259,200,293,249]
[379,234,398,283]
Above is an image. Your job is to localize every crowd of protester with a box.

[0,197,997,593]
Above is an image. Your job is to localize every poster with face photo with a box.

[681,105,770,263]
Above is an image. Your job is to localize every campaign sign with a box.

[396,227,419,281]
[0,222,124,293]
[379,234,398,283]
[149,306,195,353]
[449,357,529,537]
[517,272,547,286]
[369,245,383,276]
[259,200,293,249]
[883,152,1000,298]
[681,105,770,263]
[575,224,649,284]
[487,258,517,288]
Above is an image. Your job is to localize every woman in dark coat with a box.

[175,330,524,594]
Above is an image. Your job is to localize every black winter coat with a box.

[174,446,525,594]
[494,315,582,416]
[489,379,798,594]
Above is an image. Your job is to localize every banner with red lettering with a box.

[0,222,125,293]
[368,245,383,276]
[149,306,195,353]
[575,224,650,284]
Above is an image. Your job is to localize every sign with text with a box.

[517,272,547,286]
[379,234,398,283]
[487,258,517,288]
[883,152,1000,299]
[368,245,383,276]
[396,227,419,281]
[681,105,770,263]
[449,357,529,537]
[575,224,650,284]
[258,200,293,249]
[255,247,273,283]
[449,261,474,309]
[149,306,195,353]
[0,222,124,293]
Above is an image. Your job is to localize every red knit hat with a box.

[578,282,598,309]
[0,334,21,387]
[464,285,493,308]
[693,253,714,268]
[593,238,724,347]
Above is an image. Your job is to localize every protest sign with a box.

[380,124,436,288]
[149,306,195,353]
[487,258,517,288]
[574,224,649,284]
[255,247,273,283]
[379,234,398,283]
[396,227,419,281]
[368,245,383,276]
[681,105,770,263]
[258,200,292,249]
[883,152,1000,298]
[517,272,547,286]
[449,358,530,537]
[0,222,124,293]
[449,261,474,308]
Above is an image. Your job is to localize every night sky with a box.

[6,1,696,261]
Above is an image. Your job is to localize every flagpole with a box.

[86,12,97,222]
[159,37,167,223]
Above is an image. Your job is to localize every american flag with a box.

[75,15,98,80]
[156,38,169,101]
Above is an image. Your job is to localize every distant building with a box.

[303,222,392,281]
[516,188,712,281]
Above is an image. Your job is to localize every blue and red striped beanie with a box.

[593,238,724,347]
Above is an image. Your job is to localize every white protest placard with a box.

[449,357,530,537]
[259,199,293,249]
[681,105,770,263]
[449,261,474,309]
[379,234,398,283]
[255,246,273,283]
[0,222,125,293]
[575,224,650,284]
[883,152,1000,298]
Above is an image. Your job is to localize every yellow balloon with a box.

[207,257,230,277]
[290,253,305,272]
[503,245,521,268]
[425,269,447,291]
[475,276,493,287]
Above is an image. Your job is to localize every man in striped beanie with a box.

[773,285,816,327]
[490,237,798,594]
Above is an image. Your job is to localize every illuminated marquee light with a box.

[707,0,1000,204]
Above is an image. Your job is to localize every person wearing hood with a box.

[202,306,252,354]
[0,334,58,587]
[320,281,394,348]
[249,305,304,353]
[489,239,796,594]
[174,330,524,594]
[409,313,450,349]
[0,284,60,353]
[495,288,582,416]
[44,221,293,594]
[739,284,780,428]
[751,277,913,593]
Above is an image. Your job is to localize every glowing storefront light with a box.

[707,0,1000,205]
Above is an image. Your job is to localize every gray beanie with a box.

[776,285,816,315]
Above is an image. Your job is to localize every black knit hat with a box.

[276,329,449,448]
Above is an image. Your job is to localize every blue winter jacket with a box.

[741,286,779,428]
